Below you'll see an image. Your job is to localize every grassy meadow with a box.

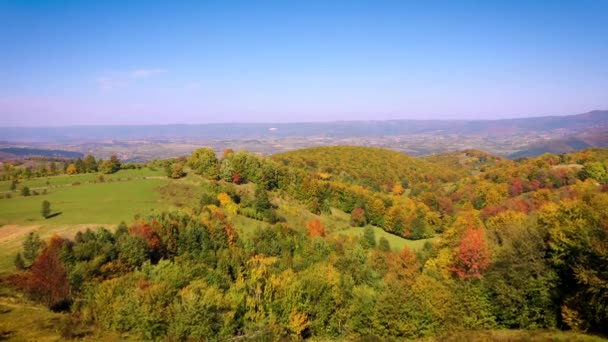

[0,178,168,226]
[0,169,170,273]
[336,225,438,252]
[0,167,437,274]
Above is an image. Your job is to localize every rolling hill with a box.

[271,145,457,191]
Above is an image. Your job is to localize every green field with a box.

[0,168,166,192]
[0,178,168,226]
[0,170,171,273]
[336,226,437,252]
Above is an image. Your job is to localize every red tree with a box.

[452,226,490,279]
[26,235,70,309]
[129,221,162,251]
[306,218,326,238]
[225,223,237,246]
[509,178,524,197]
[350,208,366,227]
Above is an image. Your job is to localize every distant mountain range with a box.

[0,110,606,161]
[1,110,607,142]
[507,126,608,158]
[0,147,84,160]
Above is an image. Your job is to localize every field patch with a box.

[336,226,438,252]
[0,178,168,226]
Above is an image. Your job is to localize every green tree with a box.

[83,154,98,172]
[100,155,121,174]
[21,186,31,196]
[14,252,25,270]
[253,186,272,212]
[118,234,149,268]
[22,232,44,265]
[41,200,51,219]
[188,148,219,179]
[378,237,391,252]
[360,226,376,249]
[75,158,86,173]
[581,161,607,184]
[219,158,235,182]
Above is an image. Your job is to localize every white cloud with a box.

[130,68,166,79]
[97,68,166,90]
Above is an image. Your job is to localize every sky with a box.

[1,0,607,126]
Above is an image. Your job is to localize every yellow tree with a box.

[66,164,77,175]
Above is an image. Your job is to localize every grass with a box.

[0,169,171,273]
[0,298,67,341]
[417,329,607,342]
[0,289,140,341]
[336,226,438,252]
[273,196,436,252]
[0,178,168,226]
[0,167,165,192]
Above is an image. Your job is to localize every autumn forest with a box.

[0,145,606,340]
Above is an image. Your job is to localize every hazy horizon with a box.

[0,108,605,129]
[2,1,607,126]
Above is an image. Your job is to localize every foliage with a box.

[306,218,326,238]
[41,200,51,218]
[100,155,121,174]
[452,225,490,279]
[168,162,185,179]
[4,147,608,339]
[24,236,71,309]
[188,148,219,179]
[22,232,44,266]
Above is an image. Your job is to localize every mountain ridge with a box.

[1,110,606,142]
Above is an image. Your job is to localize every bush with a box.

[21,186,30,196]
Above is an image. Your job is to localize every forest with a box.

[1,145,608,340]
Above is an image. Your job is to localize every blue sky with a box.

[1,0,607,126]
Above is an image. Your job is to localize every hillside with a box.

[508,127,608,158]
[0,146,607,340]
[272,145,456,192]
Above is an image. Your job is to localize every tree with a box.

[222,148,234,160]
[41,200,51,219]
[83,154,98,172]
[581,161,607,184]
[75,158,85,173]
[169,163,185,179]
[21,186,31,196]
[10,180,16,191]
[360,226,377,249]
[100,155,121,174]
[452,225,490,279]
[392,183,405,196]
[188,148,219,179]
[22,232,44,265]
[26,236,70,309]
[14,253,25,270]
[350,208,367,227]
[253,186,272,212]
[220,158,235,182]
[378,237,391,252]
[66,164,77,175]
[306,218,326,238]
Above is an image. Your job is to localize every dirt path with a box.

[0,224,41,244]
